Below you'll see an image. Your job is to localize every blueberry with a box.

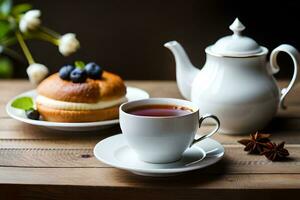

[25,109,40,120]
[70,68,87,83]
[59,65,75,80]
[85,62,103,79]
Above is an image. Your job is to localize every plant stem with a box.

[2,47,26,63]
[40,26,61,39]
[15,32,35,64]
[33,31,59,45]
[0,37,17,46]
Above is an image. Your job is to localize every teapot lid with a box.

[207,18,268,57]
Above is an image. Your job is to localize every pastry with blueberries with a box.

[35,61,127,122]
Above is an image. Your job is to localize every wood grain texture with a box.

[1,118,300,144]
[0,146,299,174]
[0,80,300,200]
[0,167,299,188]
[0,185,300,200]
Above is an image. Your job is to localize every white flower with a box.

[19,10,41,33]
[58,33,80,56]
[26,63,49,84]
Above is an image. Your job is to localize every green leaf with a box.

[11,96,34,110]
[0,20,11,39]
[0,0,12,16]
[0,55,12,78]
[75,60,85,69]
[12,3,32,15]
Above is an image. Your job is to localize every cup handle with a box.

[270,44,300,109]
[190,114,220,146]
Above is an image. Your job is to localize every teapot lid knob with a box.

[207,17,268,57]
[229,18,245,36]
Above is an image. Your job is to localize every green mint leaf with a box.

[11,96,34,110]
[74,60,85,69]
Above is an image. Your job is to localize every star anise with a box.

[238,132,271,154]
[261,142,289,161]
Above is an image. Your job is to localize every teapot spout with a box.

[164,41,200,100]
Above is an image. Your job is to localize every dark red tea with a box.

[127,104,193,117]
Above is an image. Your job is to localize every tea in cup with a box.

[119,98,220,163]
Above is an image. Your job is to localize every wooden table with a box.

[0,80,299,200]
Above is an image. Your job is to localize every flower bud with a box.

[19,10,41,33]
[26,63,49,84]
[59,33,80,56]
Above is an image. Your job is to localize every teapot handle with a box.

[270,44,300,109]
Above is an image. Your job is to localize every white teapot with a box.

[164,18,300,134]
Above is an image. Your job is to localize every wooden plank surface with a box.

[0,145,299,174]
[0,167,299,188]
[0,80,300,200]
[1,184,299,200]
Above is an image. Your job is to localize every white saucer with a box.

[94,134,224,176]
[6,87,149,132]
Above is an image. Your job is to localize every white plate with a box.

[94,134,224,177]
[6,87,149,132]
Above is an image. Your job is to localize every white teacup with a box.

[119,98,220,163]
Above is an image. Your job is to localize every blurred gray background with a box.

[12,0,300,80]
